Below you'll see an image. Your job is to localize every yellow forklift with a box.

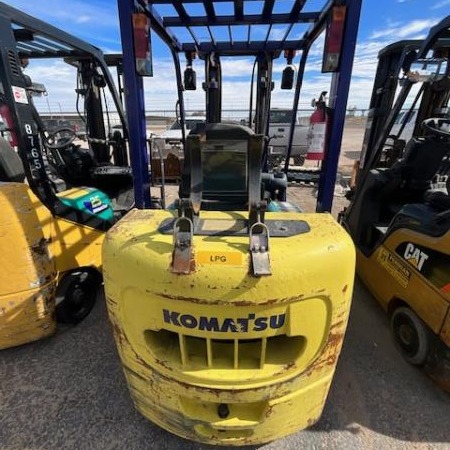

[0,3,131,348]
[103,0,362,445]
[341,16,450,391]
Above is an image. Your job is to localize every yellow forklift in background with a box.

[103,0,362,445]
[0,3,130,348]
[341,16,450,391]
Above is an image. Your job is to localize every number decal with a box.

[24,124,42,170]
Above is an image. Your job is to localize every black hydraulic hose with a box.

[75,71,86,125]
[171,49,186,147]
[83,70,94,136]
[283,45,311,174]
[216,56,222,122]
[102,86,111,137]
[262,57,274,172]
[396,84,424,139]
[248,58,257,129]
[264,58,273,136]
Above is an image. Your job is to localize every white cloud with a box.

[4,0,120,48]
[6,0,118,27]
[75,15,92,24]
[220,58,256,77]
[12,1,443,113]
[431,0,450,9]
[370,19,438,40]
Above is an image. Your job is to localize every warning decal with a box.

[12,86,28,104]
[377,247,411,288]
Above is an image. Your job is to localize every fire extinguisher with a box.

[0,101,18,147]
[306,91,328,161]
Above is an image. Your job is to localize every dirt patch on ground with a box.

[340,116,366,171]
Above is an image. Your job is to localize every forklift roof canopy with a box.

[145,0,335,55]
[0,1,106,60]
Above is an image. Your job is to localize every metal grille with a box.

[145,329,305,371]
[7,50,20,77]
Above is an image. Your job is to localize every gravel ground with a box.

[1,281,448,450]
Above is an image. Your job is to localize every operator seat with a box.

[49,141,133,201]
[0,137,25,183]
[424,189,450,211]
[25,73,133,193]
[377,136,450,213]
[380,138,450,238]
[398,137,449,191]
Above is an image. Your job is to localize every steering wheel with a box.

[44,126,77,149]
[421,118,450,139]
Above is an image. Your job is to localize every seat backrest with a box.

[0,137,25,183]
[401,137,450,190]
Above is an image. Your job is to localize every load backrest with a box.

[181,123,263,210]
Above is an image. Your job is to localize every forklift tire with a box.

[55,270,101,324]
[391,306,430,366]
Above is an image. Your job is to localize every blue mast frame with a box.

[118,0,151,208]
[316,0,363,212]
[117,0,363,212]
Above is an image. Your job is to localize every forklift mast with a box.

[118,0,363,211]
[358,40,422,169]
[358,16,450,178]
[204,52,222,124]
[254,53,273,138]
[77,59,109,163]
[0,9,53,207]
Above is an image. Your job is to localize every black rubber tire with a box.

[391,306,430,366]
[55,270,101,324]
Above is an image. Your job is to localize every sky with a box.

[3,0,450,116]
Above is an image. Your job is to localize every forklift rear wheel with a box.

[55,270,101,324]
[391,306,430,366]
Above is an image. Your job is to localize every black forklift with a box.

[341,16,450,390]
[0,2,131,348]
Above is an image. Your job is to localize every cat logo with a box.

[403,243,429,271]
